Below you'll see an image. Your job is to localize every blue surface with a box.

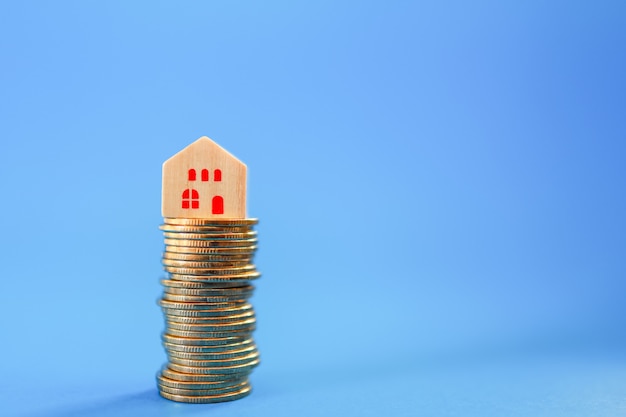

[1,1,626,416]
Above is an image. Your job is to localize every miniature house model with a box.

[162,137,247,219]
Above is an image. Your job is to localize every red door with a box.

[212,196,224,214]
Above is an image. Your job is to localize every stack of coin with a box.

[157,218,261,403]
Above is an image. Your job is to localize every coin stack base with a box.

[157,218,260,403]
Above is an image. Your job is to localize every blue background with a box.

[1,1,626,416]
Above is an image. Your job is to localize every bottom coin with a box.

[159,384,252,403]
[158,381,249,396]
[160,366,252,382]
[157,373,248,390]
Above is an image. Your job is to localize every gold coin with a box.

[163,339,254,354]
[165,268,259,277]
[163,288,254,298]
[165,312,255,325]
[167,345,257,360]
[162,231,255,238]
[168,351,259,368]
[164,260,253,268]
[160,224,253,233]
[163,287,254,297]
[165,280,256,288]
[163,338,256,352]
[161,333,251,346]
[158,298,247,308]
[166,317,256,332]
[158,384,252,403]
[167,315,256,327]
[159,299,252,311]
[161,279,254,295]
[164,238,258,248]
[163,310,256,324]
[160,280,254,290]
[164,245,257,255]
[167,358,260,375]
[161,366,251,382]
[162,293,248,303]
[165,328,255,339]
[157,374,248,390]
[164,218,258,226]
[162,260,252,269]
[170,274,252,289]
[165,341,256,356]
[162,231,257,240]
[161,306,254,318]
[162,252,252,262]
[164,264,255,274]
[164,272,261,283]
[163,304,254,316]
[162,259,253,269]
[158,381,250,396]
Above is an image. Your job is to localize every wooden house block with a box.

[162,137,247,218]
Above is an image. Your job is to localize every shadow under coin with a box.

[22,389,174,417]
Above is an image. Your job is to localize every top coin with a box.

[164,218,258,226]
[162,231,257,240]
[160,225,253,233]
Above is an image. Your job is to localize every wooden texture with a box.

[162,137,247,219]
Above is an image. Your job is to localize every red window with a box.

[214,169,222,182]
[212,195,224,214]
[201,169,209,182]
[188,169,196,181]
[182,189,199,209]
